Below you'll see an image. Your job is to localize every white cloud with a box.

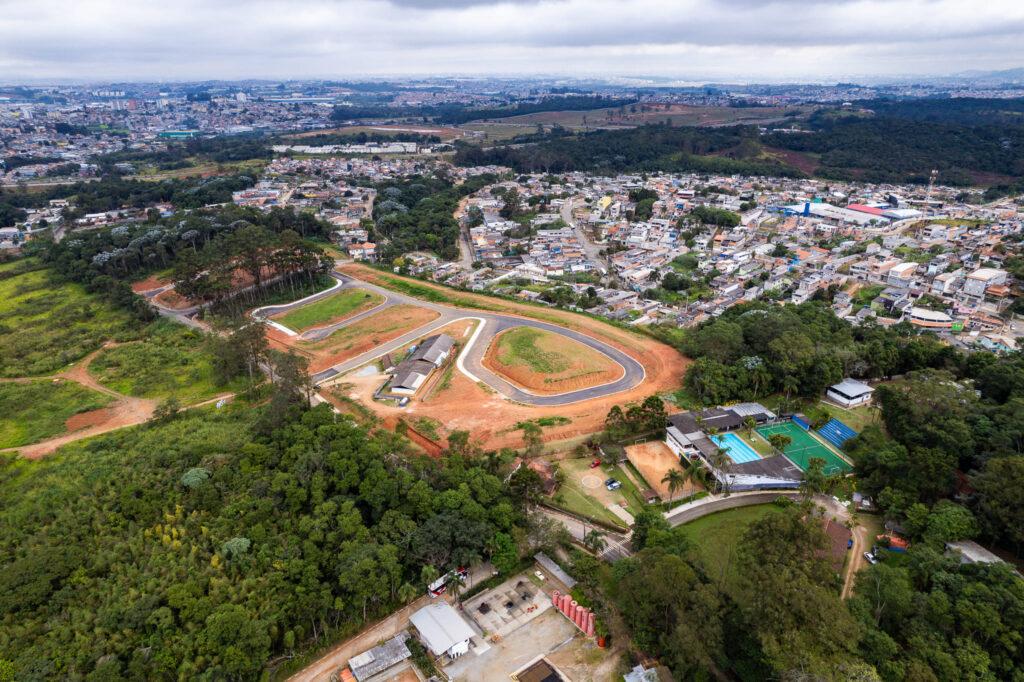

[0,0,1022,81]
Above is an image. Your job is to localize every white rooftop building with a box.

[826,378,874,408]
[409,602,476,659]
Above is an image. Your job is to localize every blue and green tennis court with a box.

[755,421,853,475]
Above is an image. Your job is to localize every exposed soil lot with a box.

[483,326,623,395]
[330,264,688,448]
[625,440,702,500]
[292,304,440,373]
[272,288,383,332]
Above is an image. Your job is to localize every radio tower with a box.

[926,169,939,199]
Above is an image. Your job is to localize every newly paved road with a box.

[284,272,646,406]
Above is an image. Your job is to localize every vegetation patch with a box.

[90,321,246,403]
[674,504,785,594]
[0,262,140,377]
[299,304,440,372]
[485,326,622,395]
[0,379,114,448]
[272,288,383,331]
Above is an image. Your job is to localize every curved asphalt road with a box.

[272,272,647,406]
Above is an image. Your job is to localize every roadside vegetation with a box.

[0,259,141,377]
[274,288,382,331]
[89,321,247,404]
[0,379,113,448]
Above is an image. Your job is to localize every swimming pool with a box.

[710,432,762,464]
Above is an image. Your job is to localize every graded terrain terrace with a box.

[483,325,624,395]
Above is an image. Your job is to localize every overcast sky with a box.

[2,0,1023,83]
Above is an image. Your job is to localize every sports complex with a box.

[666,404,855,491]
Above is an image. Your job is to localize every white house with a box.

[409,602,475,659]
[826,378,874,408]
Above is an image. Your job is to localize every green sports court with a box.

[755,421,853,476]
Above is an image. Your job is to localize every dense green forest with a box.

[93,137,273,173]
[0,400,546,680]
[664,301,958,405]
[577,501,1024,682]
[453,97,1024,187]
[764,108,1024,185]
[330,95,638,125]
[371,173,495,262]
[0,174,258,227]
[42,204,335,317]
[454,124,803,177]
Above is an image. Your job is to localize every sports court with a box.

[756,421,852,475]
[711,432,761,464]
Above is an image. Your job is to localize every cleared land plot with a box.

[484,326,622,395]
[272,288,383,332]
[298,304,440,372]
[756,422,852,475]
[89,322,245,403]
[0,379,114,448]
[676,504,784,594]
[625,440,700,500]
[0,261,139,377]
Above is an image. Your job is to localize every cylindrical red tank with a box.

[586,612,596,636]
[551,590,560,607]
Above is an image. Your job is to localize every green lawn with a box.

[553,459,629,529]
[676,504,784,595]
[274,288,383,331]
[0,380,113,448]
[0,260,141,377]
[90,322,247,404]
[815,400,880,434]
[496,327,571,373]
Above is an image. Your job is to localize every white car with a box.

[863,551,879,565]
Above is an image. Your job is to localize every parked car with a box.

[589,459,602,468]
[863,551,879,565]
[605,478,622,491]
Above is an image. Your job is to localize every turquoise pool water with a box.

[710,432,762,464]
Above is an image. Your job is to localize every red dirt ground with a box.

[131,274,172,293]
[328,264,689,451]
[154,288,192,310]
[625,441,702,500]
[280,305,441,373]
[482,327,623,395]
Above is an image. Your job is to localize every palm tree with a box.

[583,530,607,554]
[710,447,732,495]
[662,468,688,502]
[680,458,708,502]
[448,575,466,606]
[398,582,420,605]
[743,416,756,437]
[768,433,792,455]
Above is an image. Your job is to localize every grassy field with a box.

[553,458,630,529]
[90,322,246,404]
[676,504,785,594]
[274,288,383,331]
[815,400,880,433]
[496,327,572,373]
[0,379,114,448]
[0,260,141,377]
